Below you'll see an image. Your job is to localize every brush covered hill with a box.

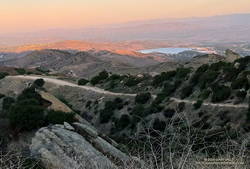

[1,54,250,140]
[0,48,242,78]
[69,55,250,140]
[0,55,250,168]
[0,49,162,78]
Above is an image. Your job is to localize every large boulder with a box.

[30,122,132,169]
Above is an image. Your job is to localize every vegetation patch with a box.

[0,72,9,79]
[211,84,231,103]
[193,100,203,110]
[90,70,109,85]
[46,110,75,124]
[15,68,26,75]
[135,92,152,104]
[78,78,89,85]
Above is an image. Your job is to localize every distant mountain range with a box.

[0,13,250,46]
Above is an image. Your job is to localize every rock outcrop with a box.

[30,122,132,169]
[225,49,241,62]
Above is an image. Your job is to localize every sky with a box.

[0,0,250,33]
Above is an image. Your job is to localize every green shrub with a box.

[0,72,9,79]
[109,74,123,80]
[153,93,167,104]
[90,70,109,85]
[99,108,114,123]
[85,100,92,109]
[236,90,247,100]
[108,80,117,89]
[2,97,15,111]
[247,97,250,123]
[78,78,89,85]
[177,102,185,112]
[209,61,230,71]
[17,87,44,104]
[152,71,176,86]
[231,77,249,90]
[193,100,203,110]
[199,89,211,100]
[46,110,75,124]
[17,98,40,106]
[0,93,5,99]
[99,100,119,123]
[223,65,238,81]
[116,114,131,130]
[124,76,142,87]
[234,56,250,71]
[163,108,176,118]
[175,67,191,79]
[114,97,124,110]
[15,68,26,75]
[199,70,219,89]
[211,85,231,103]
[180,85,193,99]
[152,118,166,132]
[130,104,145,118]
[34,78,45,87]
[161,82,176,96]
[135,92,151,104]
[197,64,209,73]
[190,65,209,85]
[190,72,202,85]
[144,103,163,115]
[8,104,45,131]
[36,67,50,73]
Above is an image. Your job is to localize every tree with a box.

[34,78,45,87]
[175,67,191,79]
[99,101,116,123]
[152,118,166,132]
[152,71,176,86]
[236,90,247,100]
[0,72,9,79]
[2,97,15,111]
[90,70,109,85]
[193,100,203,110]
[180,85,193,99]
[231,77,249,90]
[116,114,131,130]
[46,110,75,124]
[78,78,89,86]
[124,76,142,87]
[198,89,211,100]
[15,68,26,75]
[8,105,45,131]
[135,92,152,104]
[198,70,219,89]
[211,84,231,103]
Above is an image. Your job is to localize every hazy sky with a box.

[0,0,250,33]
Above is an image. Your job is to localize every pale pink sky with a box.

[0,0,250,33]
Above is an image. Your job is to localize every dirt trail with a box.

[7,75,136,97]
[170,97,248,108]
[7,75,249,108]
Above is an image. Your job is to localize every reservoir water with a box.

[139,48,194,54]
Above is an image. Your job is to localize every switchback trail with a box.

[7,75,249,108]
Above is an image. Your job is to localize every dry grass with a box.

[122,113,249,169]
[1,112,249,169]
[0,151,43,169]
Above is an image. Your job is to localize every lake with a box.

[139,48,194,54]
